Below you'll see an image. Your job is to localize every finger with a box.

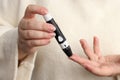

[20,30,55,40]
[26,39,51,47]
[69,54,91,66]
[80,39,94,60]
[70,54,103,76]
[24,5,48,18]
[20,20,56,32]
[93,36,101,56]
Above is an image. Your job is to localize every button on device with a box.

[58,36,64,42]
[60,41,69,49]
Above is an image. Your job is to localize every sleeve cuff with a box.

[17,52,37,80]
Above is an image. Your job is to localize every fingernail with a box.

[41,7,48,15]
[52,26,56,31]
[50,33,56,37]
[49,24,56,31]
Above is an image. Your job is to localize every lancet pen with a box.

[43,13,73,57]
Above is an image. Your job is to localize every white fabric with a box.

[0,28,18,80]
[0,0,120,80]
[17,52,37,80]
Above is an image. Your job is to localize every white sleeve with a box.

[17,52,37,80]
[0,0,37,80]
[0,27,18,80]
[0,26,37,80]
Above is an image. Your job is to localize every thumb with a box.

[24,5,48,19]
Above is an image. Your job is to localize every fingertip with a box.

[79,39,83,42]
[79,39,85,46]
[94,36,99,41]
[48,24,56,31]
[80,39,86,43]
[40,7,48,15]
[69,54,76,59]
[94,36,100,45]
[69,54,80,61]
[24,5,49,18]
[49,33,56,38]
[79,39,83,44]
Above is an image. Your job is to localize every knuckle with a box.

[27,40,35,47]
[42,32,50,38]
[41,32,46,37]
[42,23,50,30]
[27,5,33,11]
[18,29,26,39]
[18,19,25,29]
[41,40,50,45]
[26,20,32,28]
[26,31,32,38]
[27,39,51,47]
[30,41,35,47]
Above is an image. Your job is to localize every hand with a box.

[18,5,56,61]
[70,36,120,76]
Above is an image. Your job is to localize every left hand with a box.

[18,5,55,61]
[70,36,120,76]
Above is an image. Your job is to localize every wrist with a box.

[18,41,28,61]
[18,49,28,61]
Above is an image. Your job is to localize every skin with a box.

[70,36,120,76]
[18,5,56,61]
[18,5,120,77]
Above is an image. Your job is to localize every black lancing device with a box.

[43,13,73,57]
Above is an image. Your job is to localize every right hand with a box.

[18,5,56,60]
[70,37,120,76]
